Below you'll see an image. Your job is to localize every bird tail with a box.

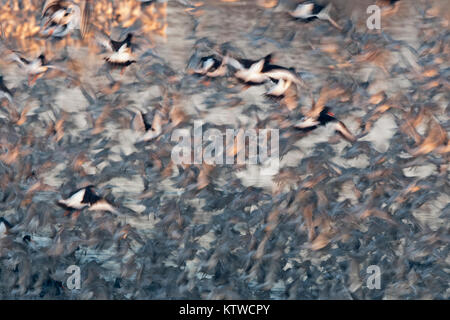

[317,4,342,30]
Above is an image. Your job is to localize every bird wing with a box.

[294,117,320,129]
[224,56,244,70]
[335,121,356,142]
[89,199,119,214]
[80,0,91,38]
[199,58,215,73]
[138,113,163,142]
[308,86,346,118]
[132,111,146,133]
[249,58,265,74]
[42,0,63,17]
[289,3,315,19]
[0,78,13,98]
[267,79,291,96]
[59,188,86,209]
[95,31,114,52]
[106,45,134,63]
[316,3,342,30]
[0,222,7,236]
[8,51,24,64]
[110,38,126,52]
[264,68,304,86]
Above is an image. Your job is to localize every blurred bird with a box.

[8,52,65,86]
[191,54,227,78]
[295,106,356,142]
[227,54,273,85]
[227,53,305,94]
[0,217,13,238]
[137,112,163,142]
[289,1,342,30]
[376,0,401,15]
[263,63,306,90]
[41,0,91,38]
[96,32,137,72]
[0,75,13,103]
[132,110,152,133]
[265,78,292,98]
[57,185,119,213]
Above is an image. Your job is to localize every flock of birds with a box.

[190,51,357,142]
[0,0,448,299]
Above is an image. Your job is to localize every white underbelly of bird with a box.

[105,49,136,66]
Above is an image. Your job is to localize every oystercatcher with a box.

[263,63,306,90]
[295,106,356,142]
[227,53,273,85]
[8,52,55,86]
[191,54,227,78]
[97,32,137,72]
[289,1,342,30]
[41,0,90,38]
[57,185,118,213]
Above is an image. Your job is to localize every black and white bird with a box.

[191,54,228,78]
[0,217,13,238]
[226,53,306,96]
[0,75,13,103]
[132,110,152,133]
[289,1,342,30]
[263,63,306,94]
[57,185,119,213]
[96,33,137,70]
[8,52,64,86]
[41,0,90,38]
[265,78,293,98]
[295,106,356,142]
[135,111,163,142]
[226,54,273,85]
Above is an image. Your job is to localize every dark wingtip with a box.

[125,33,133,45]
[0,217,13,228]
[55,200,72,210]
[38,54,46,64]
[264,53,274,63]
[23,235,32,243]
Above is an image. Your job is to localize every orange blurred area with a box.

[0,0,167,54]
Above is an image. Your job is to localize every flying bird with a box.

[57,185,119,214]
[0,75,13,103]
[41,0,91,38]
[8,52,67,86]
[227,54,273,85]
[136,112,164,142]
[262,63,307,93]
[132,110,152,133]
[265,78,292,98]
[191,54,228,78]
[226,53,306,95]
[295,106,356,142]
[289,1,342,30]
[96,32,137,72]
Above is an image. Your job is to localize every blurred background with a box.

[0,0,448,299]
